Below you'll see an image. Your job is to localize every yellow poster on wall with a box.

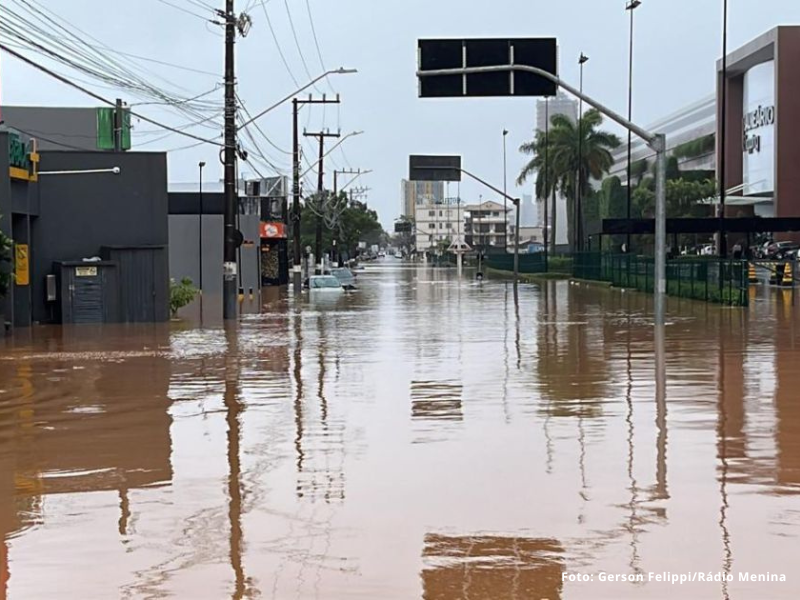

[15,244,29,286]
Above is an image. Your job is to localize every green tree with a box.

[0,216,12,300]
[600,176,627,220]
[518,109,621,251]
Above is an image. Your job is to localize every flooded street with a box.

[1,263,800,599]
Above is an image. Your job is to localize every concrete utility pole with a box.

[222,0,238,320]
[304,129,341,274]
[114,98,124,152]
[291,95,341,293]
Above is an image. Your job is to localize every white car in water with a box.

[307,275,344,293]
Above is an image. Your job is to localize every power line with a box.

[155,0,213,21]
[260,2,299,87]
[0,41,228,148]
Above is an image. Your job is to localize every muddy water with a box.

[1,264,799,599]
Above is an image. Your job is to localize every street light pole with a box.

[577,53,589,253]
[503,129,509,252]
[416,61,668,325]
[719,0,728,258]
[222,0,238,321]
[199,161,206,294]
[626,0,642,254]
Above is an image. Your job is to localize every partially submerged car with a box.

[308,275,345,293]
[331,267,357,290]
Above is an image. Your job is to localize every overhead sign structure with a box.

[409,155,462,182]
[418,38,558,98]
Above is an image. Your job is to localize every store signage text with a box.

[8,134,40,182]
[743,104,775,155]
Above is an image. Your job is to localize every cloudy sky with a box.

[2,0,800,226]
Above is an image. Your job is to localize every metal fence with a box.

[573,253,749,307]
[485,253,547,274]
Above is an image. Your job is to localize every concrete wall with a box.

[168,204,261,319]
[169,214,223,296]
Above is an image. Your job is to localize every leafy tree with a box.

[0,216,12,301]
[599,176,627,220]
[518,109,621,251]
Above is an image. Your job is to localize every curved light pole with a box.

[503,129,509,251]
[416,59,668,325]
[719,0,728,258]
[626,0,642,253]
[577,53,589,253]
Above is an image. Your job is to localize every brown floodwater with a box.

[1,263,799,599]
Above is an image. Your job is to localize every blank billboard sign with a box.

[409,155,462,182]
[418,38,558,98]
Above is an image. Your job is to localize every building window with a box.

[429,223,436,229]
[429,211,435,217]
[446,223,453,229]
[492,211,499,217]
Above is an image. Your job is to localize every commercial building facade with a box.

[717,26,800,220]
[1,128,169,331]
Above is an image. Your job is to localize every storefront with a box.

[718,26,800,220]
[1,129,170,332]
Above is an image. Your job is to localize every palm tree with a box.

[518,109,621,252]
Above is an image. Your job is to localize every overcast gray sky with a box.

[2,0,800,227]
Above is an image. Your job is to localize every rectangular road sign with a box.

[409,155,462,182]
[418,38,557,98]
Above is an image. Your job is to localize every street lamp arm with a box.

[460,167,519,206]
[240,67,357,129]
[416,64,661,151]
[340,169,373,193]
[300,131,363,180]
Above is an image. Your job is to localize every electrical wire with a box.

[0,41,228,148]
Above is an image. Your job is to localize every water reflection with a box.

[421,534,564,600]
[1,265,800,597]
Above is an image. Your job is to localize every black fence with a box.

[573,253,749,307]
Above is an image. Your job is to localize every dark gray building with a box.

[1,128,168,331]
[0,105,131,152]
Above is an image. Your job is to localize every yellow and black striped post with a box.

[781,262,794,287]
[748,261,758,284]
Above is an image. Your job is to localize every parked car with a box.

[331,267,356,290]
[307,275,344,293]
[767,241,799,259]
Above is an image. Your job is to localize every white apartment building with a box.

[464,201,512,249]
[415,199,465,253]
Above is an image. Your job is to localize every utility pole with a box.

[291,94,341,293]
[304,129,341,274]
[114,98,124,152]
[222,0,238,320]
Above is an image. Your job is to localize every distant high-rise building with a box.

[400,179,445,220]
[536,91,578,132]
[535,92,577,247]
[520,194,536,227]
